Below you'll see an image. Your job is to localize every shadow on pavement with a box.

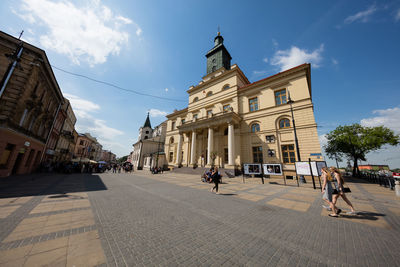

[0,173,107,198]
[340,211,386,221]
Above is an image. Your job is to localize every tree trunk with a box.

[352,157,358,177]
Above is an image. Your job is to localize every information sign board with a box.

[243,164,262,175]
[263,164,283,175]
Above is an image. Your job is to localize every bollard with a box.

[395,181,400,197]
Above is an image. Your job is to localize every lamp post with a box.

[287,91,306,183]
[155,128,161,170]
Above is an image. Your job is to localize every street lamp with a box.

[287,90,306,183]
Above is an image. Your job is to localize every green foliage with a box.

[117,155,128,163]
[324,123,399,176]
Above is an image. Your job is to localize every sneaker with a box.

[322,205,332,211]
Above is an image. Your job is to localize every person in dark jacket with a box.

[211,167,221,194]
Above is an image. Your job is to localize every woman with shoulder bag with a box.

[330,167,356,215]
[321,167,340,217]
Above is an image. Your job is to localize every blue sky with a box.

[1,0,399,168]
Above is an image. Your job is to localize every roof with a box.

[143,112,152,128]
[239,63,311,91]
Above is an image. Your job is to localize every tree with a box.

[117,155,128,164]
[324,124,399,177]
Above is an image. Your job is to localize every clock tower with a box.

[205,32,232,75]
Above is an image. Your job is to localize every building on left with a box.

[0,31,65,176]
[0,31,116,177]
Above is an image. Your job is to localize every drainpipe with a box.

[0,43,24,98]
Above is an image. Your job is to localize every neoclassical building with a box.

[164,33,322,177]
[130,113,167,170]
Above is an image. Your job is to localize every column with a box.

[176,134,183,165]
[207,127,214,165]
[190,131,197,165]
[228,123,235,165]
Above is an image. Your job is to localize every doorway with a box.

[11,152,25,175]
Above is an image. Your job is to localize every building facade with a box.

[54,98,77,162]
[0,31,64,177]
[164,33,322,177]
[131,113,167,170]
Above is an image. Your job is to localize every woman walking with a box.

[321,167,341,217]
[330,167,356,215]
[211,167,221,194]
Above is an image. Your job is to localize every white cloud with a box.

[332,58,339,65]
[165,88,169,92]
[263,57,268,63]
[16,0,138,66]
[396,9,400,21]
[149,109,168,117]
[271,44,324,71]
[64,93,124,151]
[360,106,400,133]
[344,5,377,24]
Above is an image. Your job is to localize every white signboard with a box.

[243,164,262,175]
[295,162,311,175]
[263,164,283,175]
[296,161,327,176]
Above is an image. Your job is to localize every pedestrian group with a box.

[321,167,356,217]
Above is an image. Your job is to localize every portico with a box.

[175,111,240,169]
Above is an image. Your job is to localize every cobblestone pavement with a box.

[0,171,399,266]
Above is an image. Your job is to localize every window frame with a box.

[251,123,260,133]
[281,144,295,164]
[223,104,231,113]
[275,89,287,106]
[249,97,259,112]
[279,118,290,129]
[252,146,263,163]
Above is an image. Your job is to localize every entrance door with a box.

[11,152,25,175]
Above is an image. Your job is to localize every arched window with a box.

[279,118,290,129]
[193,97,199,102]
[222,84,230,91]
[169,137,174,144]
[206,91,213,97]
[251,123,260,133]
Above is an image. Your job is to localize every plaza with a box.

[0,171,399,266]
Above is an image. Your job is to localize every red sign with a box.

[393,172,400,178]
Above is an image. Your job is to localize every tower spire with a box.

[143,112,151,128]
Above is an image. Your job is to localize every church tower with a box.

[205,32,232,75]
[138,112,153,141]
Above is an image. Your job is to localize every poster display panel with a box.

[243,164,262,175]
[295,161,312,175]
[263,164,283,175]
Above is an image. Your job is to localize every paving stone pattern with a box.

[0,171,399,266]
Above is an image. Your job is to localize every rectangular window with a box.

[181,119,185,125]
[171,121,175,130]
[252,146,263,163]
[0,144,15,168]
[224,148,228,164]
[207,110,213,117]
[223,104,231,112]
[193,114,198,120]
[249,97,259,112]
[275,89,287,106]
[281,144,295,163]
[266,135,275,143]
[79,140,84,146]
[169,152,174,162]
